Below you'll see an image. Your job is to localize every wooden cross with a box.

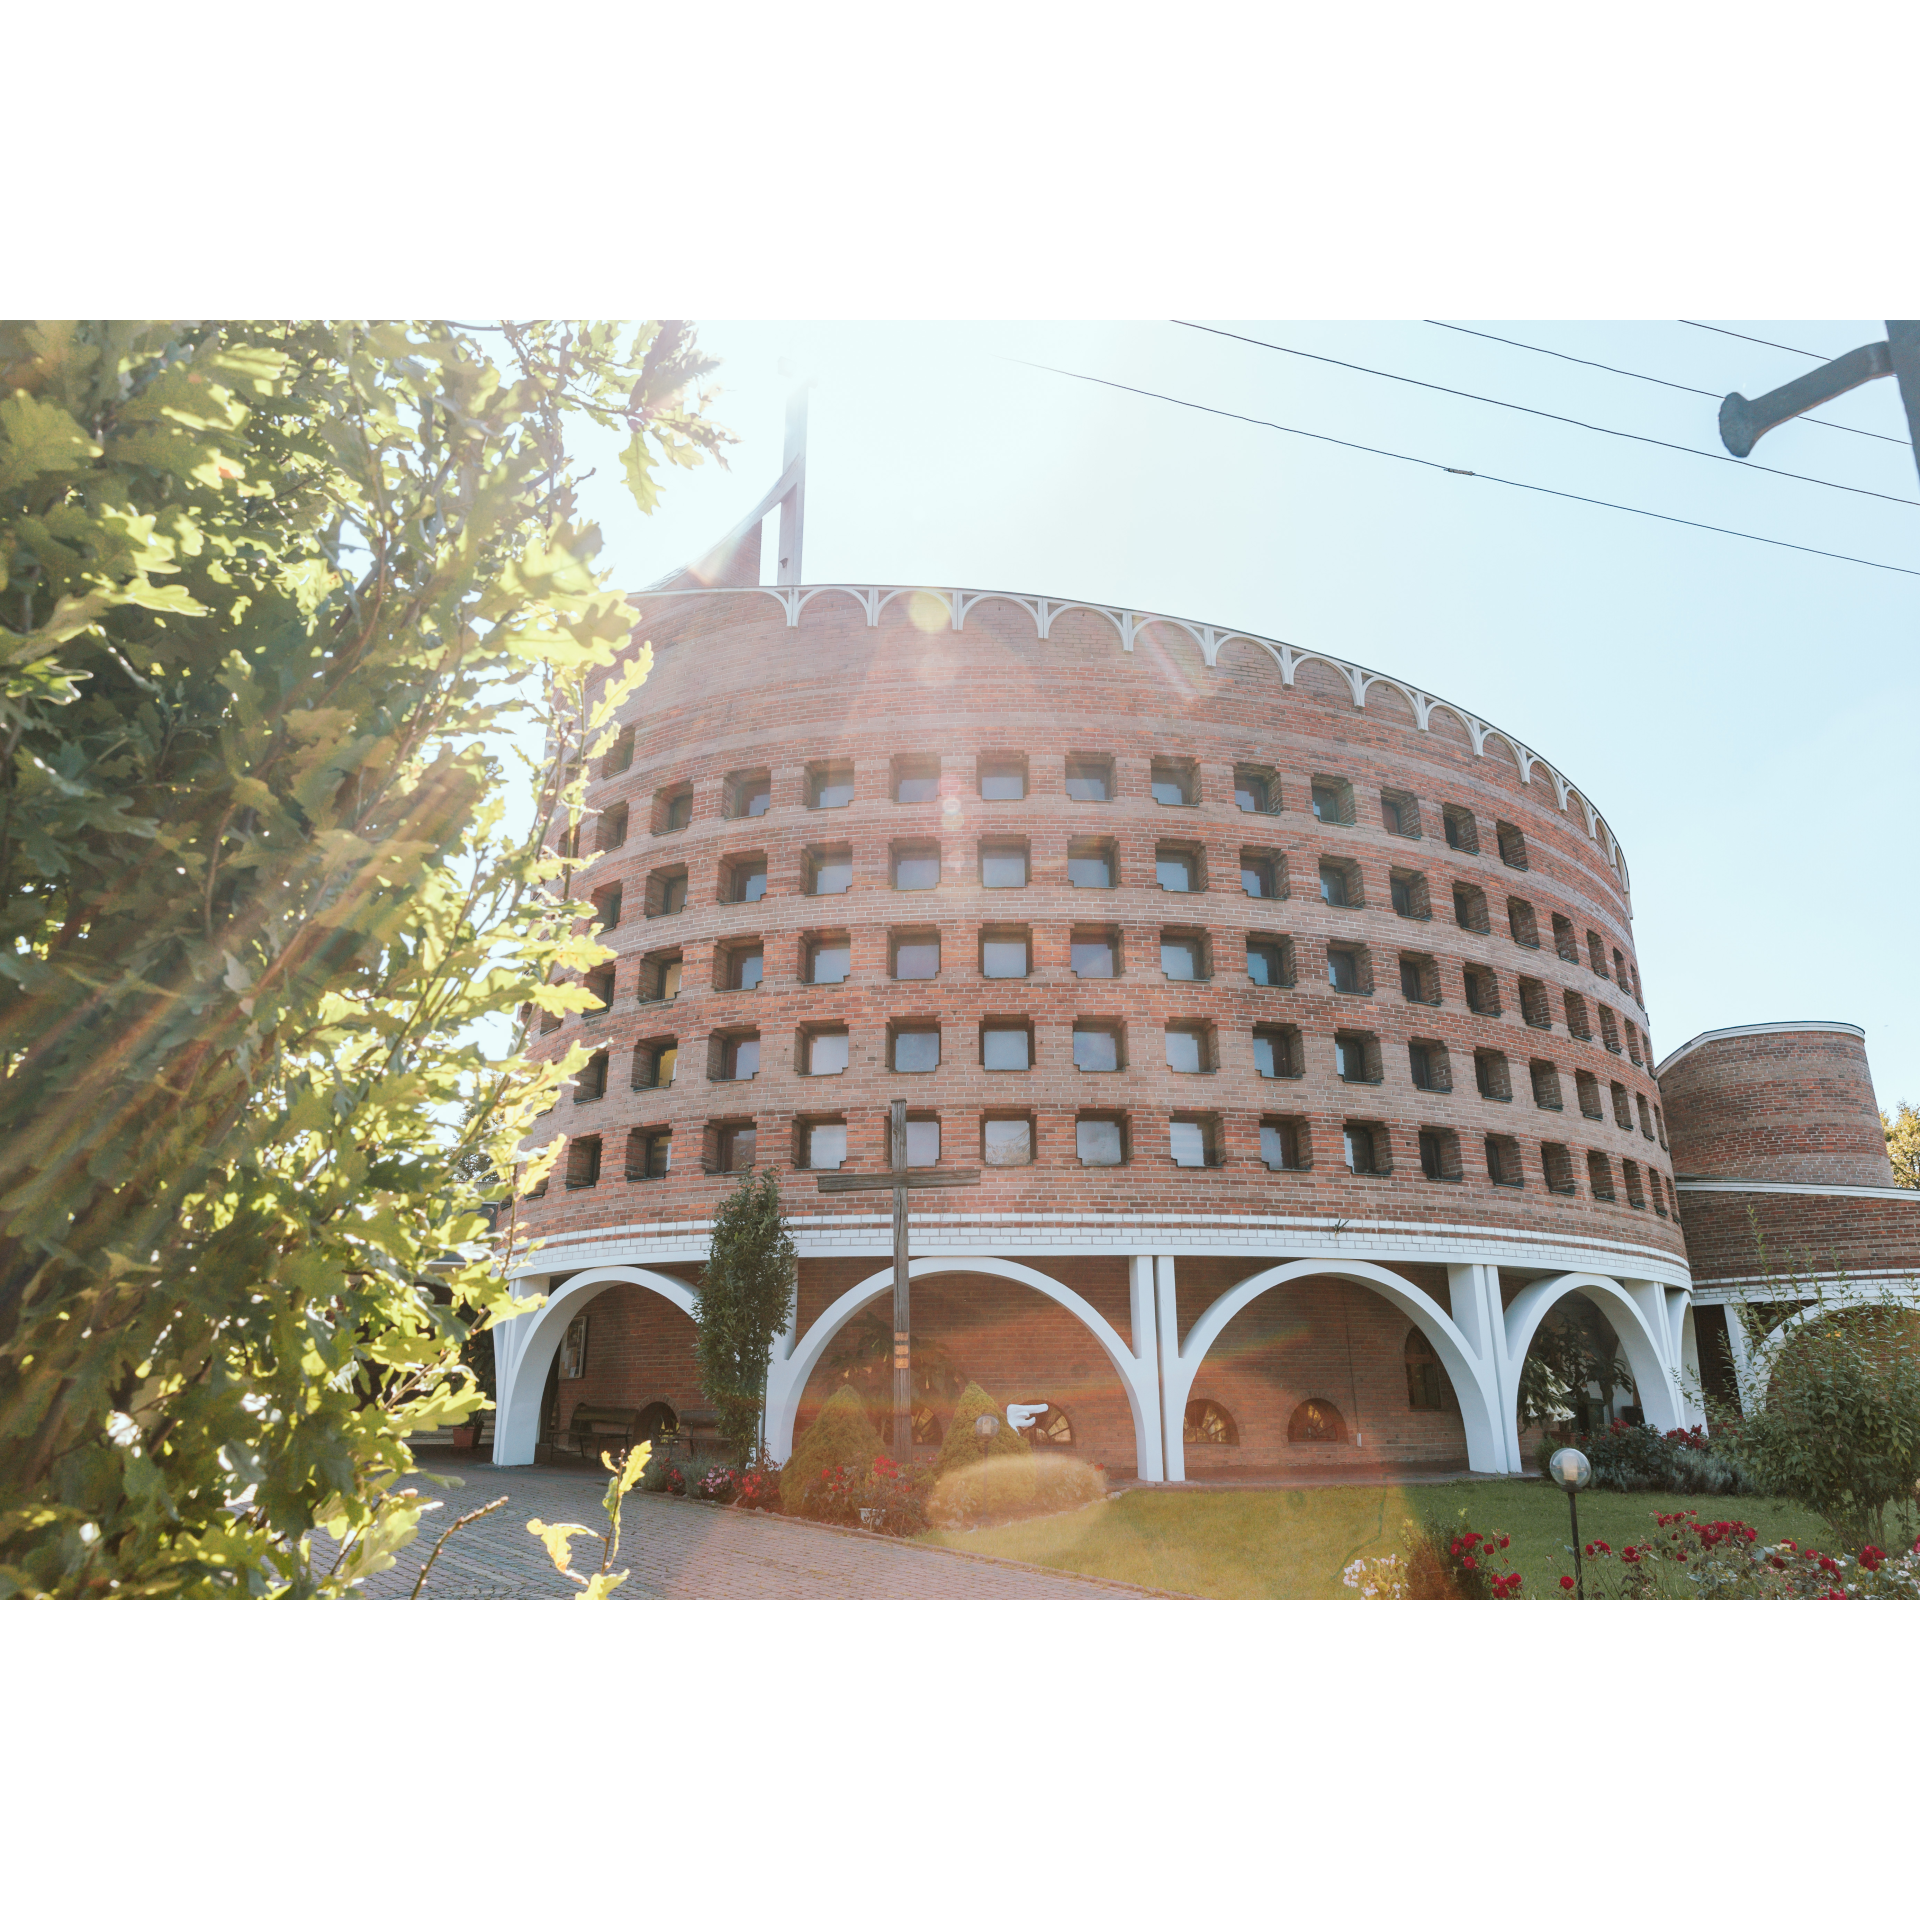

[815,1099,980,1462]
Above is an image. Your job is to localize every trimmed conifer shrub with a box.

[780,1385,881,1514]
[934,1381,1033,1481]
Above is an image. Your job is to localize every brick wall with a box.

[1659,1027,1893,1187]
[1674,1187,1920,1287]
[511,587,1680,1258]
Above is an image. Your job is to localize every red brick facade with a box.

[506,583,1692,1469]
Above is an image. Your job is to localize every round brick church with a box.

[489,470,1914,1481]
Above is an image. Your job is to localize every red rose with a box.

[1560,1575,1575,1590]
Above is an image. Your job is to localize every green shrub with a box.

[780,1385,881,1514]
[925,1451,1102,1530]
[934,1382,1033,1481]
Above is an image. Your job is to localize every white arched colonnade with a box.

[491,1253,1695,1481]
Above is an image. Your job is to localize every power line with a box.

[1002,356,1920,582]
[1425,321,1910,448]
[1171,320,1919,510]
[1677,320,1833,360]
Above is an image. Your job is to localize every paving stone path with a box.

[353,1463,1155,1601]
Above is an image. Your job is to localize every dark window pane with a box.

[1241,863,1267,898]
[728,1037,759,1079]
[1151,779,1188,806]
[734,950,763,990]
[1248,945,1278,986]
[1328,949,1358,992]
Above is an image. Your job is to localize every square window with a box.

[1327,944,1370,994]
[720,1124,757,1173]
[1319,860,1354,908]
[892,844,940,890]
[804,1120,847,1170]
[1443,805,1478,853]
[1077,1114,1126,1165]
[1336,1031,1377,1083]
[1150,757,1196,806]
[980,842,1028,888]
[602,726,635,777]
[1165,1025,1208,1073]
[892,1026,940,1072]
[1419,1128,1459,1181]
[808,936,851,985]
[627,1129,671,1181]
[899,1118,940,1168]
[1344,1123,1383,1174]
[722,1033,759,1080]
[1247,938,1294,988]
[1311,778,1352,825]
[719,941,762,991]
[1261,1116,1308,1171]
[1073,1024,1122,1072]
[892,933,939,980]
[1253,1023,1302,1079]
[632,1039,677,1091]
[1156,847,1198,893]
[1240,851,1283,899]
[1169,1119,1212,1168]
[657,787,692,834]
[982,1025,1031,1071]
[1409,1039,1448,1092]
[982,1115,1033,1165]
[1068,838,1115,888]
[808,761,856,810]
[651,868,688,916]
[1381,790,1421,838]
[565,1136,602,1188]
[807,1029,849,1075]
[1161,934,1206,981]
[808,848,852,895]
[596,803,628,853]
[978,755,1026,801]
[893,757,940,804]
[981,932,1030,978]
[1235,766,1276,814]
[1070,930,1118,978]
[1064,754,1112,802]
[639,949,683,1003]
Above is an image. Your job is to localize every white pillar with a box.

[1722,1303,1757,1415]
[1155,1256,1185,1482]
[1447,1262,1519,1473]
[1128,1255,1166,1483]
[1678,1305,1706,1426]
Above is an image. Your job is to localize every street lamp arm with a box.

[1718,339,1892,458]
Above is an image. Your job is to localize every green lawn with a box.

[919,1481,1839,1599]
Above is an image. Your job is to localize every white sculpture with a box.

[1005,1402,1050,1433]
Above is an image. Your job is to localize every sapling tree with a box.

[692,1169,796,1459]
[0,319,730,1597]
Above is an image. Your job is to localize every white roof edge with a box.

[1654,1019,1868,1079]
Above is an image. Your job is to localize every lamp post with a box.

[1549,1446,1592,1598]
[974,1411,1001,1460]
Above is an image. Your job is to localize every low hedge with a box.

[925,1452,1106,1530]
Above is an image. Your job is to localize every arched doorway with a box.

[1162,1259,1497,1480]
[1501,1272,1683,1460]
[493,1266,700,1466]
[765,1256,1163,1481]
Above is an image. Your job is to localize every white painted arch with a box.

[763,1255,1165,1482]
[1501,1271,1683,1438]
[1733,1280,1920,1411]
[1159,1258,1503,1481]
[492,1264,698,1468]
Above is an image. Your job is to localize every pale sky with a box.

[564,320,1918,1115]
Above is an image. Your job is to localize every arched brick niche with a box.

[1656,1022,1892,1187]
[511,584,1682,1257]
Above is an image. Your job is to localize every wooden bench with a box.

[562,1404,643,1461]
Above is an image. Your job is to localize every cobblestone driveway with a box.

[354,1463,1154,1600]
